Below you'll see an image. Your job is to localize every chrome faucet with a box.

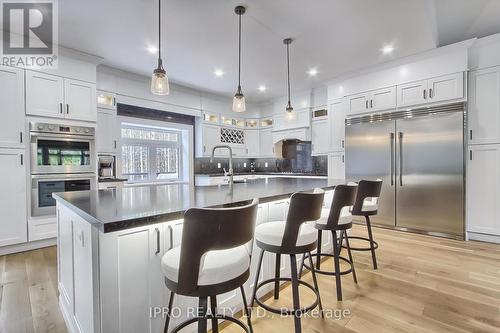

[210,145,234,185]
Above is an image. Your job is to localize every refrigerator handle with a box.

[398,132,403,186]
[390,133,395,186]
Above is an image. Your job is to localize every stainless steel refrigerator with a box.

[345,102,465,239]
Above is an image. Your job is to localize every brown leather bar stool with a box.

[300,184,358,301]
[344,179,383,269]
[161,199,259,333]
[250,189,325,333]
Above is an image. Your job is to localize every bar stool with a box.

[250,189,325,333]
[344,180,383,269]
[161,199,259,333]
[300,184,358,301]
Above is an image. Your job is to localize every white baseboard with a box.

[0,238,56,256]
[467,232,500,244]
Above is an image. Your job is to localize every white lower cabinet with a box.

[328,152,345,180]
[0,149,27,246]
[467,144,500,237]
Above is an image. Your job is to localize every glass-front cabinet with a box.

[245,119,259,129]
[97,90,117,110]
[260,118,273,128]
[221,116,245,128]
[203,112,220,124]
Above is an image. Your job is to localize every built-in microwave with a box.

[30,122,96,175]
[31,173,96,217]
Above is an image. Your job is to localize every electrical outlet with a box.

[217,163,221,168]
[265,162,268,168]
[243,162,247,167]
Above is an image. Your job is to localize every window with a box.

[121,124,181,182]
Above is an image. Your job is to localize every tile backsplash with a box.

[194,155,328,175]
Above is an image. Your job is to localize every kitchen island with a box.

[53,178,343,333]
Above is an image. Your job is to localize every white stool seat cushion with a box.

[316,207,352,225]
[362,198,378,212]
[161,245,250,285]
[255,221,317,247]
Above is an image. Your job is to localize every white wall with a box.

[259,85,327,117]
[97,65,260,118]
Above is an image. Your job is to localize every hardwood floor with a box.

[1,225,500,333]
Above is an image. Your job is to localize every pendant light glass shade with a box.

[232,6,246,113]
[151,0,170,95]
[151,60,169,95]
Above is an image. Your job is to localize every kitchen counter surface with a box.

[195,172,328,177]
[53,178,344,233]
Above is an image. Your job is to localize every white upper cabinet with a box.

[273,109,310,131]
[64,79,97,122]
[97,91,117,110]
[397,73,464,108]
[347,92,371,115]
[427,73,464,103]
[467,144,500,236]
[245,130,260,157]
[0,66,25,148]
[96,109,118,154]
[469,67,500,145]
[26,71,65,118]
[259,128,275,157]
[346,87,396,115]
[196,124,220,157]
[26,70,97,122]
[329,99,345,152]
[311,119,329,156]
[371,86,396,112]
[396,80,428,107]
[0,149,27,246]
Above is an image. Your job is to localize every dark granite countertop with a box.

[53,178,344,233]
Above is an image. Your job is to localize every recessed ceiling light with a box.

[214,69,224,77]
[258,85,267,92]
[382,44,395,54]
[307,68,318,76]
[147,45,158,54]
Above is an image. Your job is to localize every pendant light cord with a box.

[237,12,242,91]
[158,0,162,64]
[286,42,291,105]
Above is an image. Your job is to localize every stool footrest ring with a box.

[253,277,320,316]
[303,253,354,276]
[171,313,250,333]
[341,236,378,251]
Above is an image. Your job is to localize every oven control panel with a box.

[30,122,95,136]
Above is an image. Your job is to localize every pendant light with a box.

[232,6,246,113]
[284,38,294,113]
[151,0,170,95]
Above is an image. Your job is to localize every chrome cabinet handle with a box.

[155,228,160,255]
[429,88,433,99]
[365,100,369,109]
[399,132,403,186]
[59,103,63,114]
[20,132,23,143]
[370,99,373,108]
[469,130,472,140]
[390,133,395,186]
[341,140,344,148]
[423,90,427,100]
[20,153,23,166]
[66,104,69,114]
[470,150,473,161]
[114,140,117,149]
[167,225,173,250]
[113,97,116,106]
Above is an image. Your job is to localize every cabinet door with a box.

[467,145,500,236]
[57,207,74,314]
[100,224,167,333]
[370,86,396,112]
[245,130,260,157]
[311,120,329,155]
[73,216,95,333]
[328,152,345,180]
[64,79,97,122]
[96,109,117,153]
[346,92,369,115]
[428,73,464,104]
[396,80,428,107]
[259,129,274,157]
[0,149,27,246]
[0,67,25,148]
[469,68,500,145]
[329,99,345,152]
[201,124,220,156]
[26,70,64,118]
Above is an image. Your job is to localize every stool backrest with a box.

[178,198,259,294]
[281,189,325,252]
[351,180,383,215]
[326,184,358,228]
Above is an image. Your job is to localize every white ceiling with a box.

[57,0,500,103]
